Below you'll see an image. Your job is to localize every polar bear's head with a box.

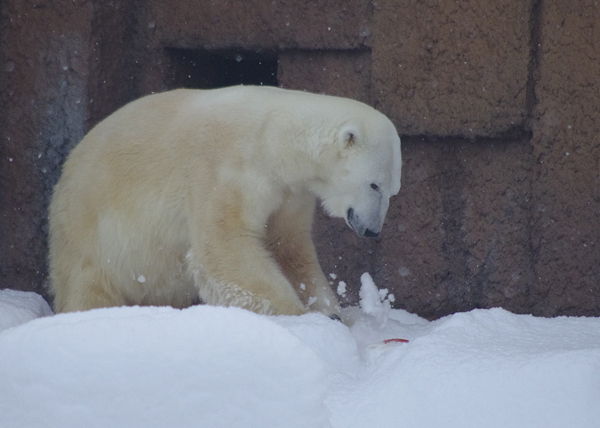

[311,117,402,238]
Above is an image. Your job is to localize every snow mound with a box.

[0,288,52,331]
[0,304,331,428]
[1,286,600,428]
[331,308,600,428]
[273,312,361,377]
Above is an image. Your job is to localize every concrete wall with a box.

[1,0,598,319]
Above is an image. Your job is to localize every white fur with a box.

[49,86,402,318]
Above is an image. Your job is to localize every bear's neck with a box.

[266,123,331,195]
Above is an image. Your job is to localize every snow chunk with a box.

[358,273,391,325]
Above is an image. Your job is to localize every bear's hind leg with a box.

[52,262,127,313]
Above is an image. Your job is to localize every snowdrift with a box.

[1,283,599,428]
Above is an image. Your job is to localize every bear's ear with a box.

[338,126,359,150]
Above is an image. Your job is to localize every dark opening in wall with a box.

[167,48,279,89]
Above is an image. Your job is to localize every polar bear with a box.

[49,86,402,319]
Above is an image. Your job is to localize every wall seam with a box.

[525,0,544,301]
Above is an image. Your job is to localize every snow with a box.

[358,272,392,325]
[1,285,600,428]
[0,288,52,331]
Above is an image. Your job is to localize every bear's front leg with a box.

[265,191,342,319]
[188,197,308,316]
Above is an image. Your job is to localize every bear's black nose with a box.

[364,229,379,238]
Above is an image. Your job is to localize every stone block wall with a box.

[372,0,533,137]
[529,0,600,316]
[1,0,598,319]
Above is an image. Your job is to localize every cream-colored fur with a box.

[49,86,402,318]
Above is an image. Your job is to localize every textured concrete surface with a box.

[371,0,532,137]
[529,0,600,316]
[1,0,598,318]
[0,1,91,297]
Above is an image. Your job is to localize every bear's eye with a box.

[370,183,379,191]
